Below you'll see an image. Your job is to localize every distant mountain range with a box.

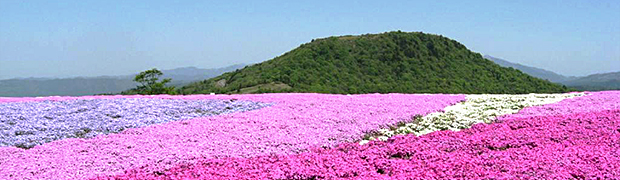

[560,72,620,91]
[484,55,620,91]
[0,64,246,97]
[483,55,576,82]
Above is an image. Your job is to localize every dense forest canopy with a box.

[180,31,570,94]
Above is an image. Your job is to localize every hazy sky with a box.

[1,0,619,79]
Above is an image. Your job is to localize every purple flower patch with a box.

[0,98,272,149]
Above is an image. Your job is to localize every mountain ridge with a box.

[0,64,246,97]
[561,71,620,91]
[484,55,619,91]
[483,55,576,82]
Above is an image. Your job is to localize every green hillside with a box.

[180,31,570,94]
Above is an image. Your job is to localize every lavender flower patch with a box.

[0,98,271,149]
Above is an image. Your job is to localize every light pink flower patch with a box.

[101,91,620,179]
[0,93,464,179]
[498,91,620,120]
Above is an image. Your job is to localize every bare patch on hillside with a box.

[239,82,291,94]
[215,79,227,87]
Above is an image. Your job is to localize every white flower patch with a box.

[360,93,585,145]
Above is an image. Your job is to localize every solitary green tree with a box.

[133,68,176,95]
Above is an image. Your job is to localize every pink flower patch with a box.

[0,93,464,179]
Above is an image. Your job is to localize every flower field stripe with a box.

[0,98,271,149]
[498,91,620,120]
[361,93,584,144]
[0,93,464,179]
[102,91,620,179]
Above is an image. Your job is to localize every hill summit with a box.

[180,31,570,94]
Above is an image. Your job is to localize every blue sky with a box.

[1,0,618,79]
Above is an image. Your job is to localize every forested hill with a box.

[179,31,570,94]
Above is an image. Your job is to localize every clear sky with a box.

[1,0,618,79]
